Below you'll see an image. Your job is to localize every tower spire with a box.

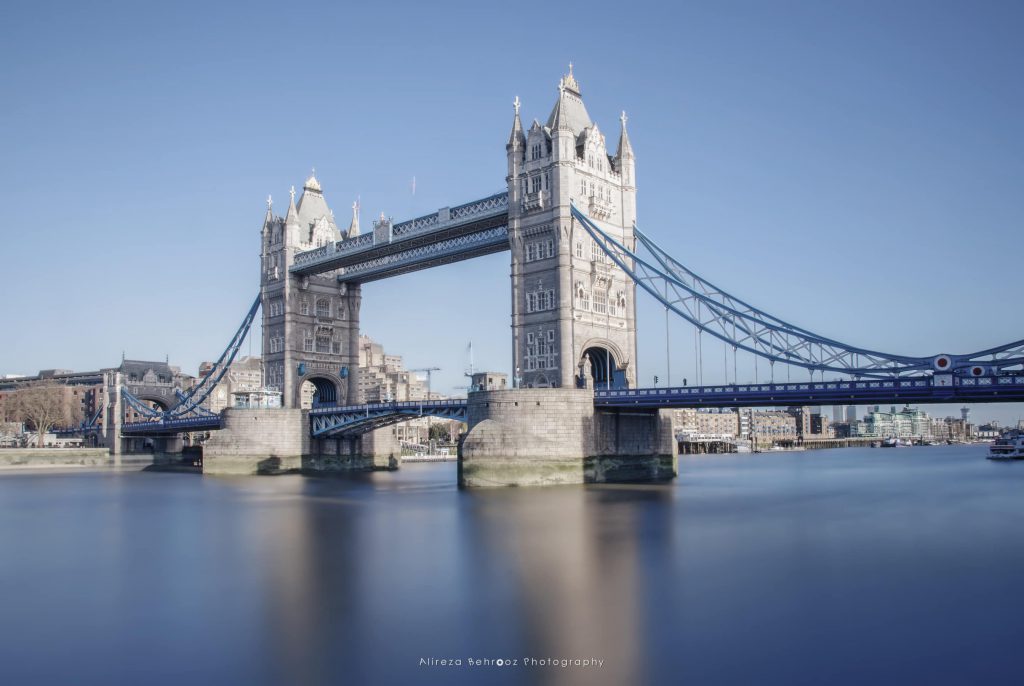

[348,199,361,237]
[507,95,525,149]
[285,185,298,226]
[616,110,634,161]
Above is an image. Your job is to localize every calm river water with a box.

[1,446,1022,686]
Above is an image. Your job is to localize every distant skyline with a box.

[1,1,1021,422]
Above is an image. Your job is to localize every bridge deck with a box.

[595,375,1024,409]
[121,416,222,435]
[289,193,509,280]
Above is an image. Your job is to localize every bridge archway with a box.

[581,345,628,390]
[300,376,338,409]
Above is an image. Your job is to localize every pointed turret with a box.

[348,200,360,237]
[615,110,634,162]
[507,95,526,149]
[285,186,298,225]
[264,194,274,224]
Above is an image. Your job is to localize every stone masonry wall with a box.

[203,408,310,475]
[459,389,677,487]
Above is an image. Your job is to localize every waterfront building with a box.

[356,335,431,404]
[810,413,832,437]
[354,335,456,445]
[674,408,740,440]
[749,411,798,445]
[852,405,939,440]
[0,360,195,431]
[198,356,264,413]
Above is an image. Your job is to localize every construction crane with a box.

[410,367,441,452]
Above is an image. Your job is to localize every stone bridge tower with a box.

[506,67,638,390]
[260,173,361,409]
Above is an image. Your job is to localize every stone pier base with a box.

[458,388,678,488]
[202,408,400,476]
[302,428,400,473]
[203,408,309,475]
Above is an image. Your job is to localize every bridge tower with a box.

[507,67,638,390]
[260,173,361,409]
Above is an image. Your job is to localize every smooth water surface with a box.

[1,446,1022,685]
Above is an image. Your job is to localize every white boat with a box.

[988,431,1024,461]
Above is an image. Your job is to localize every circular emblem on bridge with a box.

[970,365,986,377]
[932,355,952,371]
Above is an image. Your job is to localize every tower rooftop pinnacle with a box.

[616,110,634,160]
[303,169,322,193]
[561,62,581,95]
[547,64,592,135]
[507,95,526,148]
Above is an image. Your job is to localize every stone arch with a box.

[135,396,170,411]
[299,376,338,409]
[578,341,628,390]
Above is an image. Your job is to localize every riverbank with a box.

[0,449,157,471]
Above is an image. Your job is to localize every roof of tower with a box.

[303,170,322,193]
[546,65,592,135]
[296,171,339,235]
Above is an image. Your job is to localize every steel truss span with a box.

[309,399,468,438]
[597,374,1024,409]
[571,205,1024,378]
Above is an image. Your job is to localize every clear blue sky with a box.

[1,1,1021,423]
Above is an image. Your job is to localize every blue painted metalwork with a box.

[309,399,467,438]
[165,294,261,418]
[595,374,1024,409]
[289,192,510,279]
[333,225,509,283]
[122,388,163,418]
[571,204,1024,377]
[121,415,222,435]
[52,405,105,436]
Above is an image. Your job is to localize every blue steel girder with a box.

[121,415,222,435]
[595,374,1024,409]
[571,204,1024,377]
[290,192,510,278]
[309,400,468,438]
[335,225,508,283]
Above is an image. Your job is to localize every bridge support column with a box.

[458,389,677,488]
[202,408,309,475]
[302,428,400,473]
[151,436,185,465]
[103,371,124,466]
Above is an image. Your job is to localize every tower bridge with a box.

[106,67,1023,486]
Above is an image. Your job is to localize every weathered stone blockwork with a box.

[203,408,399,476]
[458,389,676,487]
[203,408,309,475]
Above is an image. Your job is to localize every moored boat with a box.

[988,430,1024,461]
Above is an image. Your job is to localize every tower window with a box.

[315,299,330,318]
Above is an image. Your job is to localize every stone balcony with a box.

[522,190,547,212]
[588,195,614,220]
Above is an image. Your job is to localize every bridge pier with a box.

[458,389,677,488]
[302,430,400,473]
[202,408,309,475]
[202,408,400,475]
